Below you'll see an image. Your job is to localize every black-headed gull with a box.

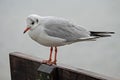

[23,14,114,65]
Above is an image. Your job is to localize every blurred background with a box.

[0,0,120,80]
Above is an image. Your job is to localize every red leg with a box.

[42,47,53,64]
[42,47,57,65]
[52,47,57,65]
[48,47,53,61]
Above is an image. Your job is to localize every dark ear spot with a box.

[36,19,38,23]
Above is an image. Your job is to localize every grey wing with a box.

[43,18,90,42]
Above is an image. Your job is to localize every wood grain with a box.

[9,52,118,80]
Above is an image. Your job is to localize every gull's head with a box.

[23,14,40,34]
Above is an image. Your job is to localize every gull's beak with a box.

[23,27,30,34]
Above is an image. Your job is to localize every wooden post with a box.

[9,52,118,80]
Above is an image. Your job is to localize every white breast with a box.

[28,26,66,47]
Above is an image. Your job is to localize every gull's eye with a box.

[31,21,34,25]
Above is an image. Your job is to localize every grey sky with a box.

[0,0,120,80]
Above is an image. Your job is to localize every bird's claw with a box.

[42,60,56,65]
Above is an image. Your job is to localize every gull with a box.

[23,14,114,65]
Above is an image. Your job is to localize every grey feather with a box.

[43,18,90,42]
[66,36,98,44]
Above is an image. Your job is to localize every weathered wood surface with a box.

[9,52,118,80]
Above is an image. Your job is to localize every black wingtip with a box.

[109,32,115,34]
[90,31,115,34]
[90,31,115,37]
